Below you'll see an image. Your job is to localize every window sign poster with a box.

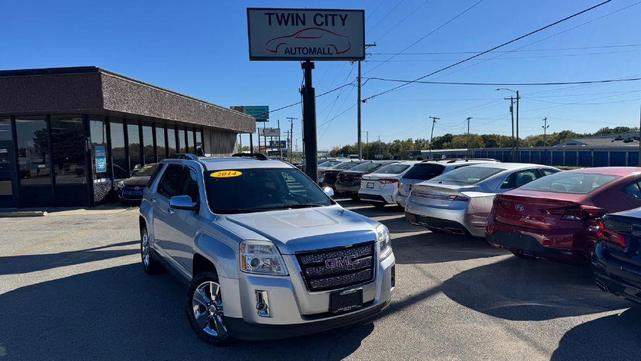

[95,145,107,173]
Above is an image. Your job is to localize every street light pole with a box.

[515,90,520,156]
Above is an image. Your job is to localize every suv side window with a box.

[157,164,185,199]
[181,167,200,203]
[501,169,539,190]
[624,181,641,200]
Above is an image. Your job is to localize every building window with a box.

[167,125,177,157]
[155,123,166,161]
[187,128,195,153]
[142,123,154,165]
[110,119,128,179]
[127,120,141,173]
[0,118,14,198]
[90,118,109,180]
[178,126,188,153]
[196,129,204,155]
[16,116,52,206]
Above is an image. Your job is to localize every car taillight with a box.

[379,179,399,184]
[549,205,604,221]
[448,194,469,202]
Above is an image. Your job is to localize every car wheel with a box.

[511,251,536,260]
[140,225,161,274]
[187,272,232,346]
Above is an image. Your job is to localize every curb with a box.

[0,211,47,218]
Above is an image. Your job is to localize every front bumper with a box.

[396,193,408,208]
[219,252,395,339]
[405,199,486,237]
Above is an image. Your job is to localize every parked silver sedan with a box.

[405,163,559,237]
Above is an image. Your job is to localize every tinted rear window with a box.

[350,162,386,172]
[334,162,360,170]
[432,166,503,185]
[375,163,410,175]
[520,172,618,194]
[403,163,445,180]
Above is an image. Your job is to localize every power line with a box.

[368,42,641,55]
[362,0,614,102]
[364,75,641,87]
[365,0,485,75]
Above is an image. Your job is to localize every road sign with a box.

[247,8,365,61]
[231,105,269,122]
[260,128,280,137]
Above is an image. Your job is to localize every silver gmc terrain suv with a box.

[139,155,395,345]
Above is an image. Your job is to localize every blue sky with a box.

[1,0,640,150]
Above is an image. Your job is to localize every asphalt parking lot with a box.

[1,201,640,361]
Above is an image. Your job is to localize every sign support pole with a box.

[301,60,317,181]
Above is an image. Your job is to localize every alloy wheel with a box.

[191,281,228,338]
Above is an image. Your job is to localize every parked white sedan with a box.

[358,161,419,207]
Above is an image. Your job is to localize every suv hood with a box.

[223,205,377,254]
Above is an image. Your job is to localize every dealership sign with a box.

[258,127,280,137]
[247,8,365,61]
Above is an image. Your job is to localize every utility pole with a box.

[429,116,439,160]
[277,119,282,159]
[503,96,515,158]
[357,43,376,161]
[466,117,472,158]
[638,105,641,161]
[515,90,521,157]
[286,117,296,162]
[542,117,549,147]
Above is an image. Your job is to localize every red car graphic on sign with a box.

[265,27,352,55]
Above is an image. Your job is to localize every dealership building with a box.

[0,67,255,208]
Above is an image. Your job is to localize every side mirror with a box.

[169,195,198,211]
[323,186,335,198]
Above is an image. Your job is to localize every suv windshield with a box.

[375,163,410,175]
[205,168,332,214]
[520,172,618,194]
[403,163,445,180]
[131,164,158,177]
[432,166,503,185]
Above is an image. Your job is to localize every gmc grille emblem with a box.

[325,256,354,269]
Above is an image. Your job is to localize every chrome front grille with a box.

[296,242,375,292]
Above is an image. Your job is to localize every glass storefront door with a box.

[50,116,87,206]
[0,118,16,207]
[16,117,53,207]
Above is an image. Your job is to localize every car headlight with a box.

[376,224,392,260]
[116,181,125,189]
[239,240,288,276]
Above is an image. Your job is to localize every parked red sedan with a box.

[487,167,641,262]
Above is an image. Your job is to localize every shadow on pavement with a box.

[392,232,506,265]
[0,264,371,361]
[551,307,641,361]
[441,257,630,321]
[0,241,139,275]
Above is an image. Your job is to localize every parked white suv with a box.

[139,155,395,345]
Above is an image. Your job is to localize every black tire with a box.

[511,251,537,260]
[187,272,233,346]
[140,225,161,274]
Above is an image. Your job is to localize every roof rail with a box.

[171,153,200,161]
[231,153,268,161]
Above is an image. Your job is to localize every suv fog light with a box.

[255,290,271,318]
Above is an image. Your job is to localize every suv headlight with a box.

[239,240,288,276]
[376,224,393,260]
